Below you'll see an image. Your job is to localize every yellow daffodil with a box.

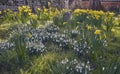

[104,33,107,38]
[63,22,67,25]
[109,12,114,16]
[87,26,92,30]
[99,10,104,15]
[94,30,101,35]
[94,15,100,20]
[100,35,102,40]
[22,5,26,9]
[26,6,30,9]
[100,33,107,40]
[44,8,48,12]
[18,6,31,13]
[48,2,51,6]
[77,22,80,24]
[4,10,6,13]
[111,29,115,32]
[0,11,2,14]
[74,9,80,14]
[37,8,41,11]
[30,14,38,20]
[86,16,89,19]
[18,6,22,11]
[24,9,29,12]
[14,12,17,15]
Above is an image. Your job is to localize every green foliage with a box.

[0,50,18,74]
[0,50,17,64]
[90,56,120,74]
[23,51,75,74]
[14,35,27,66]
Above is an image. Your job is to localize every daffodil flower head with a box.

[4,10,6,13]
[94,30,101,35]
[111,29,115,32]
[87,26,92,30]
[74,9,80,14]
[37,8,41,11]
[63,22,67,25]
[48,2,51,6]
[77,22,80,24]
[28,13,32,16]
[22,5,27,9]
[94,15,100,20]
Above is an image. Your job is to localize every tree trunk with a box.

[90,0,103,10]
[64,0,69,9]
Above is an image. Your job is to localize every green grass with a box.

[0,22,17,41]
[0,23,11,40]
[107,27,120,56]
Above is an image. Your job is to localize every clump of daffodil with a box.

[3,9,13,14]
[94,30,101,35]
[54,8,60,16]
[73,9,87,16]
[99,10,105,15]
[18,6,32,17]
[7,9,12,13]
[52,7,59,15]
[92,10,104,15]
[18,5,31,13]
[18,6,31,18]
[16,5,33,24]
[108,12,115,17]
[43,7,49,16]
[43,7,48,12]
[73,9,81,16]
[94,15,100,20]
[48,7,60,20]
[29,13,38,20]
[3,9,14,21]
[50,11,54,17]
[105,12,114,19]
[74,9,80,14]
[79,9,87,13]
